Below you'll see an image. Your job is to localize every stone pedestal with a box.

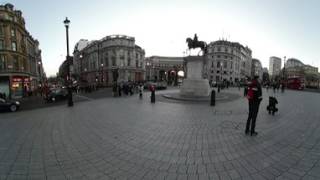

[180,56,210,97]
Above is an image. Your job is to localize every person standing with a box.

[245,76,263,136]
[112,83,117,97]
[118,83,122,97]
[281,82,285,93]
[150,85,155,103]
[138,84,143,99]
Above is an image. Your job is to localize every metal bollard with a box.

[210,90,215,106]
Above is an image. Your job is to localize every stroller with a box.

[267,96,278,115]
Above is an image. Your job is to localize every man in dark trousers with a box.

[245,76,262,136]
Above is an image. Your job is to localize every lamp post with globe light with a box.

[64,17,73,107]
[100,63,104,86]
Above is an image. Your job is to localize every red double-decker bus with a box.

[286,77,305,90]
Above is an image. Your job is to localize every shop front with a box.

[10,76,30,98]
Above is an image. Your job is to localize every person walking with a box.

[281,82,285,93]
[245,76,263,136]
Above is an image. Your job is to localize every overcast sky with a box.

[4,0,320,76]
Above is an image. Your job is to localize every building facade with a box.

[206,40,252,85]
[283,58,319,88]
[0,3,44,98]
[284,58,318,78]
[73,35,145,87]
[251,58,263,80]
[285,58,304,69]
[145,56,184,85]
[269,56,282,79]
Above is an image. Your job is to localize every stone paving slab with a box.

[0,88,320,179]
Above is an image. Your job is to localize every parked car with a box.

[0,98,20,112]
[45,88,68,102]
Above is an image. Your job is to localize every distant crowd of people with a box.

[112,81,146,97]
[264,81,286,93]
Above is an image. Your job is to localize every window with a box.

[231,62,233,69]
[0,55,6,70]
[23,58,27,72]
[104,57,109,67]
[13,56,18,70]
[112,56,116,66]
[217,61,220,68]
[225,48,227,52]
[0,40,4,49]
[136,60,138,68]
[211,61,214,68]
[11,29,16,37]
[224,62,227,68]
[12,42,17,51]
[217,55,221,58]
[104,53,109,67]
[127,57,131,66]
[224,56,227,59]
[0,26,3,36]
[217,47,221,51]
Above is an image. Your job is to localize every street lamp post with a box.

[220,62,223,88]
[64,17,73,107]
[283,56,286,80]
[37,61,42,87]
[100,63,104,86]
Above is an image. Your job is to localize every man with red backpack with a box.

[245,76,263,136]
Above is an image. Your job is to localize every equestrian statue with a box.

[186,34,207,55]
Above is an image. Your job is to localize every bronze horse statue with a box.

[186,37,207,55]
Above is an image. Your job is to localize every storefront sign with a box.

[12,77,30,82]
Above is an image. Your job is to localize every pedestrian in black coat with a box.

[245,76,262,136]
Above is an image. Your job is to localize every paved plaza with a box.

[1,88,320,180]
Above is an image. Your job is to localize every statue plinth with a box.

[180,56,210,97]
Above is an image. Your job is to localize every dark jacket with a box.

[249,79,262,102]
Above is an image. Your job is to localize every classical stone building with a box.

[284,58,319,88]
[251,58,263,80]
[73,35,145,87]
[206,40,252,85]
[285,58,304,69]
[284,58,318,78]
[0,3,44,98]
[145,56,184,85]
